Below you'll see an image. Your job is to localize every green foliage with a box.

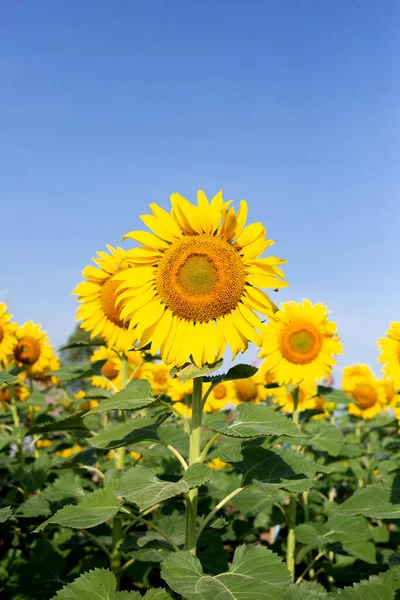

[85,380,157,414]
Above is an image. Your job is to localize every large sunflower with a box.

[342,364,385,420]
[13,322,54,373]
[73,245,138,351]
[115,190,287,367]
[378,322,400,390]
[258,300,343,386]
[270,382,319,414]
[0,303,18,365]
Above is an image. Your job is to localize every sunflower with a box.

[0,383,29,405]
[13,322,54,374]
[23,349,60,386]
[259,300,343,386]
[204,380,235,412]
[378,322,400,390]
[140,362,172,396]
[90,347,143,391]
[115,190,287,367]
[271,382,319,414]
[231,376,267,405]
[73,245,138,351]
[0,303,18,365]
[342,365,385,420]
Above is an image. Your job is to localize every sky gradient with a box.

[1,0,398,379]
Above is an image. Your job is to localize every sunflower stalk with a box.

[286,386,300,581]
[111,354,128,581]
[9,387,24,464]
[185,375,203,555]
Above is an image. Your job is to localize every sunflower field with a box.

[1,191,400,600]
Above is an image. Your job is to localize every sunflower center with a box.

[281,320,322,365]
[213,383,227,400]
[14,336,41,365]
[0,325,3,343]
[235,379,258,402]
[100,278,125,328]
[101,359,119,380]
[156,234,245,322]
[353,383,377,409]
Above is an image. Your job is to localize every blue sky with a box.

[1,0,398,380]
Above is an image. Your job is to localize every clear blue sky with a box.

[1,0,398,380]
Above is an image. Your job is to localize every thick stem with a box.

[287,387,300,580]
[111,354,129,579]
[185,376,203,555]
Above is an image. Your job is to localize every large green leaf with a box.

[182,464,213,488]
[89,417,160,450]
[285,581,328,600]
[34,487,122,532]
[42,472,86,504]
[16,493,52,518]
[86,380,157,415]
[0,506,13,523]
[316,386,353,405]
[161,544,291,600]
[328,566,400,599]
[305,421,344,457]
[51,568,116,599]
[208,404,305,439]
[29,412,90,436]
[334,475,400,519]
[170,360,223,382]
[203,364,258,384]
[326,514,376,564]
[295,522,332,548]
[0,370,19,385]
[116,466,188,511]
[225,445,329,493]
[142,589,172,599]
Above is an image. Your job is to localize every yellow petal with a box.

[235,222,265,248]
[197,190,214,234]
[150,309,173,355]
[122,230,170,250]
[209,190,224,232]
[170,193,203,234]
[230,309,262,346]
[149,203,183,238]
[218,314,247,358]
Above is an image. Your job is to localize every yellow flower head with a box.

[13,322,55,375]
[36,439,52,449]
[73,245,138,351]
[173,400,193,419]
[90,346,143,391]
[0,303,18,365]
[204,380,235,412]
[115,190,287,368]
[342,364,386,419]
[259,300,343,386]
[25,350,60,385]
[0,383,29,405]
[271,382,319,414]
[140,362,172,396]
[207,457,229,471]
[378,321,400,391]
[232,376,265,406]
[56,444,85,458]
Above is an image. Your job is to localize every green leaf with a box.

[59,339,105,351]
[0,506,13,523]
[34,487,122,532]
[89,417,160,450]
[170,360,223,382]
[0,431,11,450]
[142,590,172,600]
[334,475,400,519]
[115,593,141,600]
[326,514,376,563]
[86,380,157,415]
[116,466,188,511]
[316,386,353,405]
[295,522,331,548]
[330,566,400,599]
[161,544,291,600]
[29,412,90,436]
[42,472,86,504]
[50,360,106,383]
[22,391,48,407]
[285,581,328,600]
[16,493,51,518]
[203,364,258,384]
[0,370,19,385]
[226,445,329,493]
[305,421,344,457]
[51,567,116,599]
[183,464,213,488]
[208,404,305,439]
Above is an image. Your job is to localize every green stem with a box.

[111,354,129,580]
[185,376,203,555]
[303,489,310,522]
[120,507,180,551]
[287,387,300,581]
[196,487,244,541]
[9,391,24,464]
[199,432,220,463]
[296,552,325,584]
